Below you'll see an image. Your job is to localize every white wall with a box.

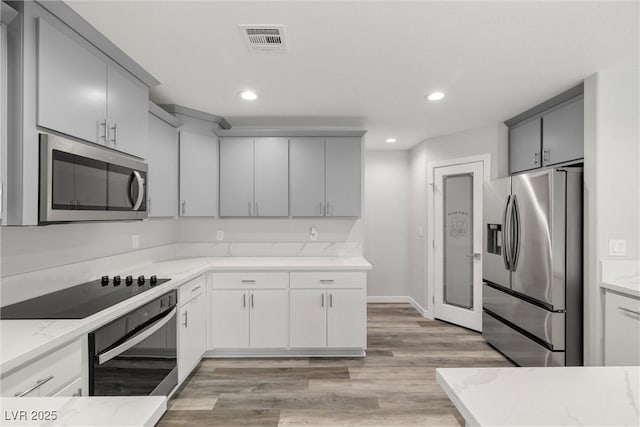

[583,71,640,365]
[363,151,410,298]
[408,124,508,312]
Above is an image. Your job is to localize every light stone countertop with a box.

[600,259,640,298]
[0,396,165,426]
[0,256,371,375]
[436,366,640,427]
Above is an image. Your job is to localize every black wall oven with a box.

[89,291,177,396]
[39,133,147,223]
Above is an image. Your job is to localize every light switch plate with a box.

[417,227,424,237]
[310,227,318,241]
[216,230,224,241]
[609,239,626,257]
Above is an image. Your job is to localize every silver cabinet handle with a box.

[329,293,333,308]
[97,120,107,142]
[243,293,246,308]
[255,202,260,217]
[131,171,145,211]
[191,285,201,293]
[543,149,550,163]
[15,375,54,397]
[618,306,640,317]
[320,279,334,284]
[533,152,540,166]
[181,201,186,215]
[109,123,118,145]
[319,202,324,216]
[248,201,252,216]
[251,293,254,308]
[241,280,256,283]
[321,293,325,307]
[182,310,188,328]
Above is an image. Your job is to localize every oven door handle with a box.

[97,307,176,365]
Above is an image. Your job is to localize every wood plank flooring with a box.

[157,303,513,427]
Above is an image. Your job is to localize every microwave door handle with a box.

[97,307,176,365]
[502,195,512,270]
[511,195,521,271]
[131,171,145,211]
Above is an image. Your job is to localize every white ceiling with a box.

[67,1,639,150]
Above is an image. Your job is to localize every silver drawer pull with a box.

[320,279,334,284]
[241,280,256,283]
[191,285,201,293]
[15,375,54,397]
[618,306,640,316]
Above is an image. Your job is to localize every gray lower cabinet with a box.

[180,132,218,216]
[105,66,149,159]
[147,113,179,217]
[509,118,541,174]
[37,18,107,144]
[37,18,149,158]
[325,138,361,217]
[542,96,584,166]
[290,138,326,217]
[219,137,289,217]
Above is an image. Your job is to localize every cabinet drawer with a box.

[2,340,81,397]
[290,272,366,289]
[605,290,640,366]
[211,272,288,289]
[179,275,205,305]
[52,377,82,396]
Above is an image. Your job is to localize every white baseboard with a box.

[407,296,433,319]
[367,296,410,303]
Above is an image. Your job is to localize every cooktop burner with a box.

[0,275,171,319]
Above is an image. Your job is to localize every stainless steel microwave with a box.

[39,133,148,223]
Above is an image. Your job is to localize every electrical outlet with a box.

[310,227,318,241]
[609,239,626,257]
[216,230,224,241]
[417,226,424,237]
[132,234,140,249]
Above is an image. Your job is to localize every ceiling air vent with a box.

[239,25,287,53]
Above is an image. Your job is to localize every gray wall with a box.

[408,124,508,310]
[583,71,640,366]
[364,151,410,298]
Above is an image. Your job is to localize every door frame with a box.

[424,154,491,321]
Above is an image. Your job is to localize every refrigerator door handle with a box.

[511,195,521,271]
[502,195,512,270]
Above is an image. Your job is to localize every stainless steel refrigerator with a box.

[482,167,583,366]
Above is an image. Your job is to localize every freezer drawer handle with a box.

[618,306,640,317]
[97,307,176,365]
[14,375,54,397]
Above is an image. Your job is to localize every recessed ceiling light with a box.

[385,138,397,144]
[427,91,445,101]
[239,90,258,101]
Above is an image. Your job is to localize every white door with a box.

[434,161,483,331]
[249,290,289,348]
[327,289,366,348]
[290,289,327,348]
[209,290,249,348]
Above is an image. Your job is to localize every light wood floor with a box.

[157,303,513,427]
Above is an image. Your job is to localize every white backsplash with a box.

[174,242,362,258]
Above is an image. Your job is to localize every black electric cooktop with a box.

[0,275,171,319]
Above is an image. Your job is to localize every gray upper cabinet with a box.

[37,18,106,144]
[106,66,149,159]
[180,132,218,217]
[290,138,326,217]
[541,97,584,166]
[219,137,254,217]
[37,18,149,158]
[509,118,541,174]
[147,113,178,218]
[325,138,362,217]
[254,138,289,217]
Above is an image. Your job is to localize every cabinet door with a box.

[542,97,584,166]
[325,138,362,217]
[605,291,640,366]
[37,19,107,144]
[509,118,541,174]
[106,66,149,158]
[290,290,327,348]
[178,294,207,382]
[290,138,325,216]
[254,138,289,216]
[147,114,178,217]
[210,290,249,349]
[249,290,289,348]
[179,132,218,216]
[327,289,366,348]
[219,137,254,216]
